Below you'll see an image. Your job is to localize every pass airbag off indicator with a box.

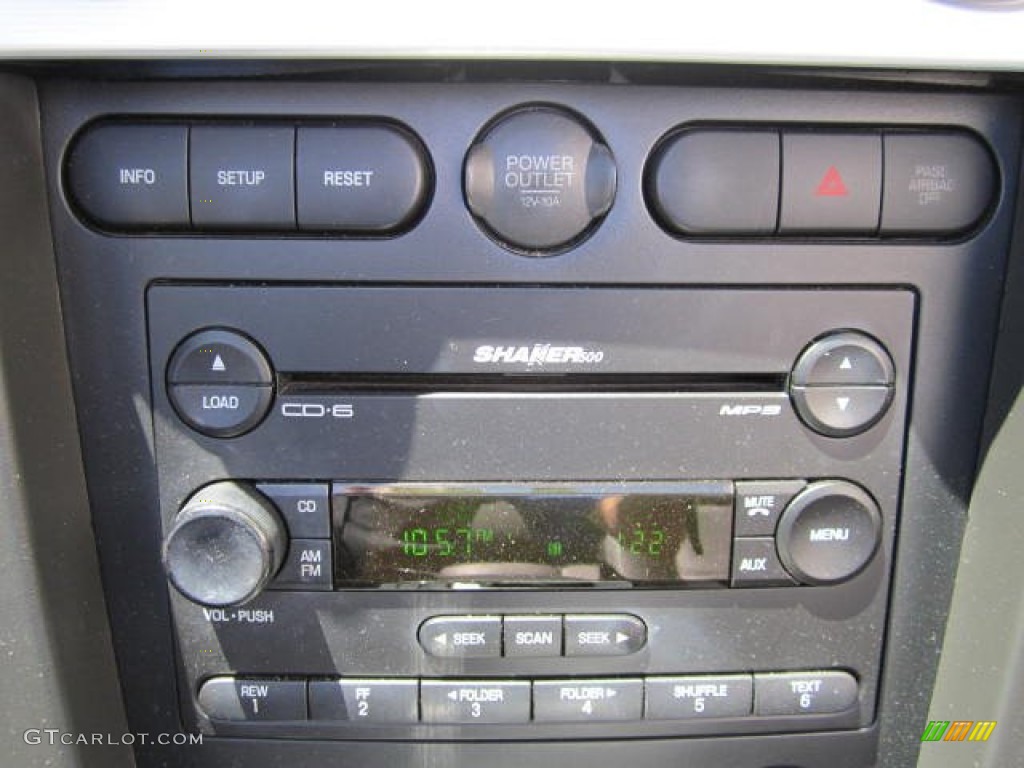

[464,105,617,254]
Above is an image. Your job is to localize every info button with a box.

[418,615,501,659]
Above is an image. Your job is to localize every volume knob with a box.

[163,481,286,607]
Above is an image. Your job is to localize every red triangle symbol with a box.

[815,165,849,197]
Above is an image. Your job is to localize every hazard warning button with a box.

[780,134,881,233]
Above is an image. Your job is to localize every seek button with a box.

[564,614,646,657]
[418,615,501,659]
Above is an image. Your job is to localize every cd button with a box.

[420,680,530,724]
[754,670,859,716]
[419,616,502,659]
[645,674,753,720]
[563,614,646,657]
[309,679,418,723]
[256,483,331,539]
[533,679,643,723]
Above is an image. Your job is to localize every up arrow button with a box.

[564,614,647,657]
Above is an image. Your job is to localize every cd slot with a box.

[279,372,786,395]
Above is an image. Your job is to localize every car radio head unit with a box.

[146,282,911,742]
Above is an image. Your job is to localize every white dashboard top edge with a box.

[3,0,1024,71]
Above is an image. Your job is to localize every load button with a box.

[564,614,646,657]
[166,328,274,438]
[198,677,307,722]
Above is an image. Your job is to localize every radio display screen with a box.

[333,483,733,586]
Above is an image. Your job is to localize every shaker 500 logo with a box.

[473,344,604,366]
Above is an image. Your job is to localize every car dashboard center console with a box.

[36,71,1022,768]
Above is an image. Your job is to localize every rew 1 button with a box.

[198,677,307,722]
[464,106,616,254]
